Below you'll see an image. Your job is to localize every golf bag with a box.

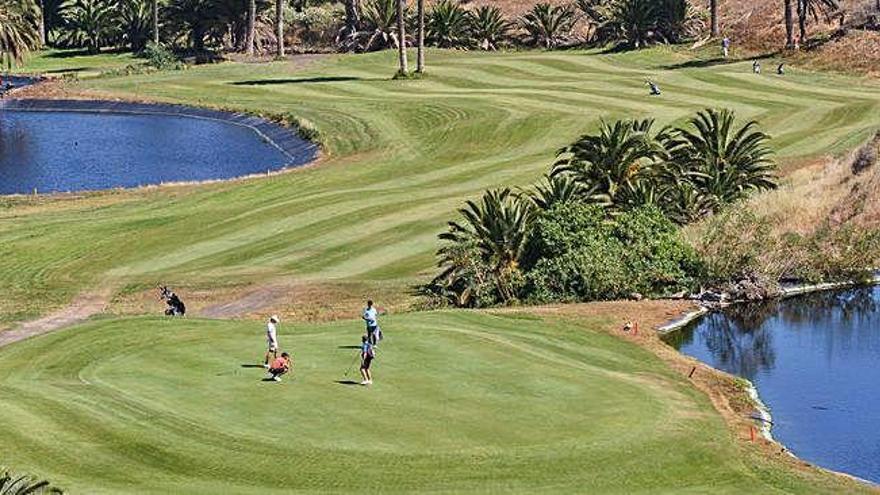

[159,286,186,316]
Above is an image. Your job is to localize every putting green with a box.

[0,311,867,493]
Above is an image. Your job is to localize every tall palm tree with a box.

[152,0,158,43]
[784,0,794,47]
[245,0,256,54]
[275,0,283,57]
[0,0,40,66]
[416,0,424,72]
[668,108,776,206]
[395,0,407,74]
[709,0,718,36]
[797,0,840,43]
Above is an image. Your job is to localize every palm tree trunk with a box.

[784,0,795,48]
[396,0,408,75]
[153,0,159,44]
[710,0,718,37]
[39,0,46,46]
[276,0,284,58]
[416,0,424,73]
[246,0,256,55]
[344,0,360,34]
[797,0,807,43]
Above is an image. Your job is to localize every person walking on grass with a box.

[360,335,375,386]
[267,352,292,382]
[362,300,383,345]
[722,37,730,59]
[264,315,280,368]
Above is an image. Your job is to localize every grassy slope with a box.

[3,48,880,323]
[0,311,870,493]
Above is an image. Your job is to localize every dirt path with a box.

[199,285,289,319]
[0,290,111,348]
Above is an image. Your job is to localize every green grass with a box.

[3,48,880,323]
[15,48,141,78]
[0,311,869,493]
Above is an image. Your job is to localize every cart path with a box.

[0,289,112,348]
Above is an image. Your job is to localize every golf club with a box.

[343,349,361,377]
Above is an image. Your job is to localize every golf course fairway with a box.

[0,311,868,493]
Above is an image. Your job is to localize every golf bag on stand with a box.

[159,286,186,316]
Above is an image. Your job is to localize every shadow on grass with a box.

[46,48,129,59]
[230,76,362,86]
[241,364,265,368]
[44,67,89,74]
[662,52,778,71]
[335,380,360,386]
[337,345,361,349]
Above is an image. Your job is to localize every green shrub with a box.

[142,41,184,70]
[526,203,701,302]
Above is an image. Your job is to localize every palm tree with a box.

[151,0,158,43]
[59,0,118,54]
[275,0,283,57]
[668,108,776,206]
[0,469,62,494]
[426,0,469,48]
[469,5,512,50]
[709,0,718,37]
[245,0,256,54]
[416,0,424,72]
[784,0,795,48]
[797,0,840,43]
[526,174,587,211]
[439,188,532,302]
[395,0,407,75]
[0,0,40,66]
[552,118,668,205]
[520,2,576,49]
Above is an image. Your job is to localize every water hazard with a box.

[665,286,880,483]
[0,100,316,195]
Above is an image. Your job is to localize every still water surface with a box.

[666,287,880,483]
[0,109,302,195]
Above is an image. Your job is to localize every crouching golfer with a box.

[267,352,292,382]
[360,336,376,386]
[264,315,280,369]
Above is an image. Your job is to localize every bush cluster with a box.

[426,107,774,308]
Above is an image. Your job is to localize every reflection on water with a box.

[0,110,298,195]
[667,286,880,483]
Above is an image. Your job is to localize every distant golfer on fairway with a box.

[360,336,375,386]
[362,300,382,345]
[267,352,292,382]
[264,315,280,368]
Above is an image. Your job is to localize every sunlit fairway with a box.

[0,311,869,493]
[1,48,879,492]
[2,48,880,323]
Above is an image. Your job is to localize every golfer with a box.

[362,300,382,345]
[267,352,292,382]
[263,315,280,369]
[722,37,730,58]
[360,336,375,386]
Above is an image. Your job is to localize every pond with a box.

[665,286,880,484]
[0,99,317,195]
